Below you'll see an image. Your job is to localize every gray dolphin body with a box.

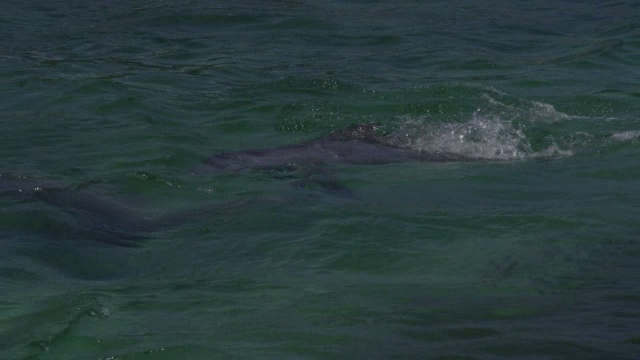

[1,174,234,247]
[1,125,470,246]
[1,175,166,246]
[201,124,470,173]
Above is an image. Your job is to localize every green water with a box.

[2,1,640,359]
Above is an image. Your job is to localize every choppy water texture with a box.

[2,1,640,359]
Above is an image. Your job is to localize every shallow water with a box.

[2,1,640,359]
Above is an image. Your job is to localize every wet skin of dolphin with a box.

[201,124,470,173]
[1,124,470,246]
[1,175,177,246]
[0,175,241,247]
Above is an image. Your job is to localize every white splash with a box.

[389,112,531,160]
[383,91,590,161]
[528,101,572,122]
[529,145,574,158]
[610,131,640,142]
[481,93,573,123]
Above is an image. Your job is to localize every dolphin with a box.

[0,125,470,246]
[1,175,163,246]
[1,174,245,247]
[200,124,470,173]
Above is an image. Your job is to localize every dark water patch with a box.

[469,37,626,66]
[556,94,637,117]
[15,239,154,280]
[625,336,640,344]
[0,267,42,283]
[579,165,640,181]
[484,340,609,359]
[389,290,639,358]
[446,327,500,340]
[146,13,261,28]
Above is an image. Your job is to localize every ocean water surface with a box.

[2,1,640,359]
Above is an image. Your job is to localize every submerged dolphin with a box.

[1,175,167,246]
[200,124,471,173]
[0,174,244,247]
